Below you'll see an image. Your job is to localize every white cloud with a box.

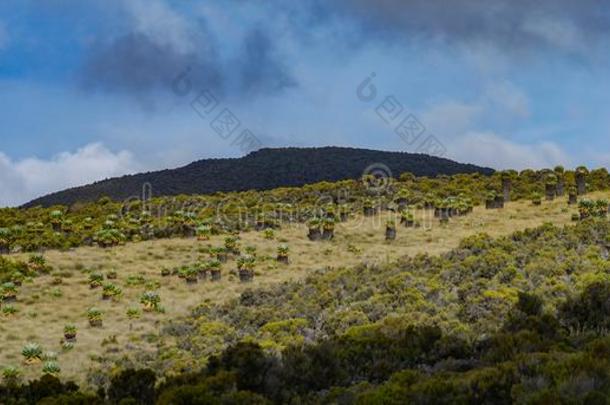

[419,100,482,137]
[448,131,570,170]
[522,16,583,52]
[0,143,140,207]
[416,80,530,142]
[123,0,196,53]
[484,80,530,118]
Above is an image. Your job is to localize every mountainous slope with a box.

[23,147,494,207]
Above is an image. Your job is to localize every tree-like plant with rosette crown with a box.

[140,291,161,312]
[87,307,103,327]
[21,343,43,365]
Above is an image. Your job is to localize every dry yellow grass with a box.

[0,193,599,383]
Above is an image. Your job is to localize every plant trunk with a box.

[321,229,334,240]
[396,199,407,211]
[556,180,565,196]
[211,270,221,281]
[64,334,77,343]
[545,184,556,201]
[502,179,511,202]
[308,229,322,241]
[183,227,195,238]
[385,227,396,240]
[569,193,578,205]
[239,269,253,282]
[576,174,586,195]
[363,207,375,217]
[494,196,505,209]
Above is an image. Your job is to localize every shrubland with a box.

[0,167,607,252]
[0,166,609,403]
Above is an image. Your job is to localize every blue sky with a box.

[1,0,610,206]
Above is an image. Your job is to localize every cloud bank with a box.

[449,132,569,170]
[329,0,610,54]
[0,143,139,207]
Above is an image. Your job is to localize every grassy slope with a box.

[0,192,594,383]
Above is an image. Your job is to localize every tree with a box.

[575,166,589,195]
[140,291,161,312]
[276,244,289,264]
[237,255,256,282]
[22,343,43,365]
[87,308,103,328]
[63,324,77,342]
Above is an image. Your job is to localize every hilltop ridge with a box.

[23,146,494,207]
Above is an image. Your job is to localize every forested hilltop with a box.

[23,147,493,208]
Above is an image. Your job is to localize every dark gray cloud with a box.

[239,29,296,95]
[79,18,297,101]
[327,0,610,53]
[255,0,609,55]
[80,32,224,96]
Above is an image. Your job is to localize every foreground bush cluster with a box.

[159,219,610,364]
[2,219,609,402]
[4,279,610,404]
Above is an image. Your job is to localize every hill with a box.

[23,147,493,207]
[2,165,610,402]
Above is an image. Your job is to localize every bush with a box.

[107,369,156,405]
[559,281,610,333]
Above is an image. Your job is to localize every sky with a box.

[1,0,610,206]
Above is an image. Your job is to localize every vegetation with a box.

[276,244,289,264]
[2,366,20,384]
[4,219,610,401]
[1,166,608,253]
[2,165,610,402]
[140,291,161,312]
[63,324,77,342]
[101,283,122,301]
[42,361,61,376]
[21,343,42,365]
[87,308,103,328]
